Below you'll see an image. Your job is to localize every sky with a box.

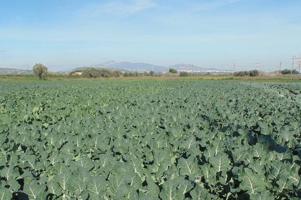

[0,0,301,71]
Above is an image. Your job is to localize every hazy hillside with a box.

[170,64,228,73]
[97,61,167,72]
[0,68,32,75]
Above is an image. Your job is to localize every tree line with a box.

[31,64,300,80]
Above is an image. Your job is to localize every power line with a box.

[292,56,296,73]
[291,56,301,73]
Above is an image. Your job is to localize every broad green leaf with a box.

[239,168,267,195]
[0,187,11,200]
[24,180,47,200]
[159,177,193,200]
[178,157,200,178]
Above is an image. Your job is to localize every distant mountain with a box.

[76,62,233,73]
[170,64,223,73]
[0,68,32,75]
[97,61,168,72]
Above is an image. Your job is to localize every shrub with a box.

[72,68,122,78]
[169,68,178,73]
[280,69,300,75]
[234,70,260,77]
[249,70,260,77]
[179,72,190,77]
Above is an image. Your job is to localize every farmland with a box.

[1,79,301,199]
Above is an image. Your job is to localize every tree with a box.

[149,71,155,76]
[234,70,260,77]
[33,64,48,80]
[80,68,122,78]
[169,68,178,73]
[280,69,299,75]
[179,72,189,77]
[249,70,260,77]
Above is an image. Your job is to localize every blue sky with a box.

[0,0,301,71]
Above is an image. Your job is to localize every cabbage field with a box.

[0,80,301,200]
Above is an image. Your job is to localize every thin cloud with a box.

[82,0,156,16]
[193,0,241,11]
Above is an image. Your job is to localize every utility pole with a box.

[279,62,282,72]
[297,57,301,73]
[233,63,236,72]
[292,56,296,74]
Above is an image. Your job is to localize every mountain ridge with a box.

[0,68,32,75]
[1,61,233,74]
